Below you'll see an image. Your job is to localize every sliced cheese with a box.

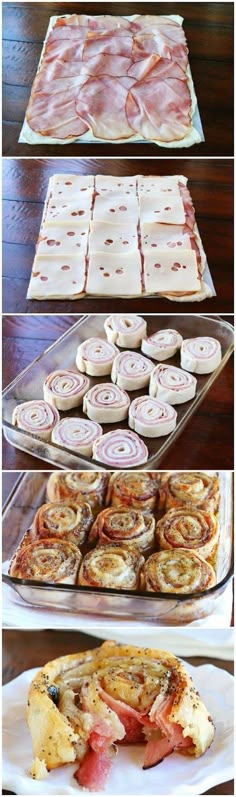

[50,173,94,198]
[37,222,89,255]
[95,175,137,194]
[141,222,192,250]
[27,254,86,298]
[137,174,186,194]
[86,251,142,296]
[45,196,92,224]
[143,249,199,294]
[89,221,138,253]
[139,195,185,225]
[93,192,139,223]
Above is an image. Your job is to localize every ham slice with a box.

[27,89,89,138]
[82,32,133,61]
[56,14,131,30]
[74,747,116,791]
[75,76,133,139]
[132,33,188,66]
[126,61,191,141]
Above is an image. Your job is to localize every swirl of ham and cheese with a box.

[83,383,130,423]
[107,472,160,513]
[43,369,89,411]
[32,500,93,547]
[78,544,144,589]
[12,400,59,441]
[142,549,216,594]
[93,429,148,468]
[111,350,154,390]
[156,507,219,560]
[141,329,183,361]
[47,471,109,514]
[76,337,119,376]
[9,538,82,584]
[89,507,155,551]
[159,472,219,513]
[104,314,147,348]
[181,337,222,374]
[149,363,197,404]
[129,396,177,437]
[51,417,102,457]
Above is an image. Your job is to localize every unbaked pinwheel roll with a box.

[159,471,219,513]
[89,507,155,552]
[104,314,147,348]
[43,369,89,411]
[141,329,183,361]
[107,472,160,513]
[156,507,219,560]
[83,383,130,423]
[78,545,144,590]
[111,350,154,390]
[181,337,222,374]
[9,539,82,584]
[32,500,93,547]
[51,417,102,457]
[76,337,119,376]
[47,472,109,515]
[27,640,214,790]
[142,549,216,593]
[149,363,197,404]
[93,429,148,468]
[12,400,59,441]
[129,396,177,436]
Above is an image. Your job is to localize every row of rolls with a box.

[9,470,220,594]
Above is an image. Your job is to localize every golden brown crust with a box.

[78,545,144,589]
[47,472,109,515]
[159,472,219,513]
[32,500,93,546]
[141,549,216,593]
[9,538,82,584]
[89,507,155,552]
[156,507,219,561]
[107,472,160,513]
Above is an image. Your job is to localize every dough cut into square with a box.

[37,222,89,255]
[45,196,92,224]
[89,221,138,253]
[143,249,199,294]
[50,174,94,198]
[139,195,185,225]
[86,251,142,295]
[141,222,192,250]
[27,254,86,298]
[138,175,184,195]
[93,192,139,223]
[95,175,137,194]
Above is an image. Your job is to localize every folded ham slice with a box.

[126,61,191,141]
[75,76,134,139]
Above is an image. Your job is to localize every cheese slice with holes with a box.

[37,223,89,255]
[93,192,139,223]
[50,174,94,198]
[86,251,142,296]
[27,254,86,298]
[137,175,186,195]
[89,221,138,253]
[95,175,137,194]
[139,195,185,225]
[143,249,199,294]
[141,223,192,251]
[45,197,92,224]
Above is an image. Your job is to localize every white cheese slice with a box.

[95,175,137,194]
[141,223,192,250]
[139,195,185,225]
[137,175,186,194]
[143,249,199,293]
[27,254,86,298]
[45,196,92,224]
[93,192,139,223]
[50,173,94,198]
[89,221,138,253]
[86,251,142,296]
[37,222,89,255]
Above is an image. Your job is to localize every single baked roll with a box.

[156,508,219,560]
[107,472,159,513]
[129,396,177,437]
[111,350,154,390]
[89,507,155,551]
[149,364,197,404]
[32,501,93,546]
[159,471,219,513]
[47,472,109,515]
[181,337,222,374]
[9,538,81,584]
[12,400,59,441]
[78,545,144,589]
[104,314,147,348]
[142,549,216,593]
[27,640,215,790]
[43,369,89,411]
[93,429,148,468]
[141,329,183,361]
[76,337,119,376]
[51,417,102,457]
[83,383,130,423]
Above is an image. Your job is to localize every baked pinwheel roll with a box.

[47,472,109,515]
[83,382,130,423]
[78,545,144,590]
[93,429,148,467]
[107,472,160,513]
[159,471,219,513]
[12,400,59,441]
[181,336,222,374]
[51,417,102,456]
[149,363,197,404]
[141,329,183,361]
[89,507,155,552]
[104,314,147,348]
[32,501,93,546]
[156,508,219,560]
[27,641,214,790]
[9,539,81,584]
[142,549,216,593]
[76,337,119,376]
[111,350,154,390]
[129,396,177,436]
[43,369,89,410]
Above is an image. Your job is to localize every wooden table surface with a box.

[2,2,233,157]
[2,157,234,315]
[2,314,234,470]
[2,629,234,795]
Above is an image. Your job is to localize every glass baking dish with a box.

[2,314,234,471]
[2,470,233,624]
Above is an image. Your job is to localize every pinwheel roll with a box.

[32,501,93,546]
[104,314,147,348]
[27,641,214,790]
[181,337,222,374]
[76,337,119,376]
[47,472,109,515]
[159,472,219,513]
[43,369,89,411]
[156,508,219,560]
[9,539,82,584]
[141,329,183,361]
[93,429,148,468]
[111,351,154,390]
[129,396,177,437]
[142,549,216,594]
[12,400,59,441]
[149,363,197,404]
[107,472,160,513]
[51,418,103,457]
[78,545,144,589]
[83,383,130,423]
[89,507,155,551]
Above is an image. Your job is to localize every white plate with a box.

[2,661,234,795]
